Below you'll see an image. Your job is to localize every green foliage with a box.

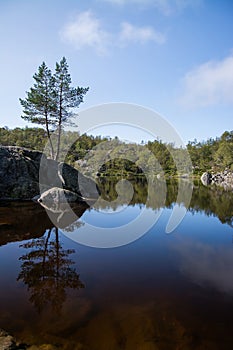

[1,126,232,174]
[214,131,233,170]
[19,62,56,126]
[53,57,89,160]
[19,57,89,159]
[187,131,233,173]
[0,126,47,150]
[65,133,107,163]
[0,127,106,160]
[147,140,177,174]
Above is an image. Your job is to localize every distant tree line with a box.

[0,127,232,175]
[187,130,233,173]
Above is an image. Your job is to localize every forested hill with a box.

[0,127,232,175]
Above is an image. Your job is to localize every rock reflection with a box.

[0,201,53,246]
[0,201,89,246]
[38,200,89,229]
[17,227,84,313]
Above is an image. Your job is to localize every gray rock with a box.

[37,199,88,229]
[38,187,80,204]
[0,146,41,199]
[201,170,233,190]
[39,158,63,189]
[58,162,100,199]
[200,172,212,186]
[0,146,100,201]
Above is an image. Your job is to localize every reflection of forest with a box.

[18,227,84,313]
[97,177,233,226]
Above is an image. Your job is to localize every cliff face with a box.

[0,146,42,199]
[0,146,100,201]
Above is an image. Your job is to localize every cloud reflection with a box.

[175,240,233,294]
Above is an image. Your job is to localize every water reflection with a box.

[0,179,233,349]
[0,201,53,246]
[0,179,232,245]
[17,227,84,313]
[174,240,233,294]
[38,201,89,229]
[97,178,233,227]
[0,201,89,246]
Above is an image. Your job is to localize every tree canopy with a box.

[19,57,89,160]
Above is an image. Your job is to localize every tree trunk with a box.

[46,123,55,159]
[55,90,63,160]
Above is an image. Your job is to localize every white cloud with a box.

[100,0,203,15]
[179,54,233,108]
[60,12,165,55]
[119,22,166,45]
[60,11,110,55]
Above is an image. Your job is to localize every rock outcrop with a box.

[200,172,212,186]
[38,187,80,203]
[58,162,100,199]
[0,146,100,201]
[0,147,42,200]
[201,170,233,189]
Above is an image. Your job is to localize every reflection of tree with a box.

[96,177,233,227]
[17,227,84,313]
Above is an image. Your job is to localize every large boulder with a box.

[0,146,100,201]
[38,187,80,204]
[201,170,233,189]
[200,172,212,186]
[58,162,100,199]
[37,193,89,229]
[0,146,41,199]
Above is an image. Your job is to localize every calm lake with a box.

[0,178,233,350]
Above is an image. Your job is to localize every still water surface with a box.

[0,179,233,349]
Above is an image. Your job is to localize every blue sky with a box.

[0,0,232,144]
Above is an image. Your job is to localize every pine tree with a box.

[20,57,89,160]
[20,62,56,158]
[53,57,89,160]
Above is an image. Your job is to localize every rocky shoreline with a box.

[201,170,233,189]
[0,146,99,202]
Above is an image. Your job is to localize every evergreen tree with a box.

[20,57,89,160]
[19,62,56,158]
[53,57,89,160]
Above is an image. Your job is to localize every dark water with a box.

[0,179,233,350]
